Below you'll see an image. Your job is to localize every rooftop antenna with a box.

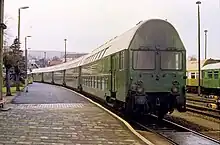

[136,20,143,25]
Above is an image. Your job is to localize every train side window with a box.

[202,71,206,78]
[208,71,213,79]
[101,77,105,90]
[119,51,124,70]
[99,77,102,90]
[94,77,97,88]
[96,76,99,89]
[92,77,95,88]
[90,77,92,87]
[89,77,90,86]
[214,71,219,79]
[191,73,195,79]
[105,77,108,89]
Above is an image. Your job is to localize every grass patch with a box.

[2,86,24,95]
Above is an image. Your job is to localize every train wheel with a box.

[158,111,166,120]
[157,106,167,120]
[125,97,133,116]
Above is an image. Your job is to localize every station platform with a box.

[0,83,148,145]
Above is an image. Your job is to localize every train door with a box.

[110,54,117,98]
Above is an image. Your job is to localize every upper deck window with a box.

[160,51,182,70]
[132,51,155,69]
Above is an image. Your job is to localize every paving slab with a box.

[12,83,87,104]
[0,83,146,145]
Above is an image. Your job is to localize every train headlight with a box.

[137,87,144,93]
[171,87,179,93]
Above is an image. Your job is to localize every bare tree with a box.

[3,14,13,43]
[188,55,197,61]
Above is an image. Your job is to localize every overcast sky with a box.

[4,0,220,58]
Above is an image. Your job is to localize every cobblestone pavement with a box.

[12,83,87,104]
[0,83,144,145]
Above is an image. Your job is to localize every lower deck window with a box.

[191,73,195,79]
[208,72,213,79]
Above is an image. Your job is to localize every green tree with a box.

[5,38,25,91]
[3,50,14,96]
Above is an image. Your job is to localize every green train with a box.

[31,19,187,118]
[201,62,220,96]
[186,59,220,96]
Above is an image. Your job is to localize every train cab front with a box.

[127,75,187,116]
[127,49,187,118]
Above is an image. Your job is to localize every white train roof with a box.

[32,20,143,73]
[202,62,220,70]
[32,19,179,73]
[31,56,85,73]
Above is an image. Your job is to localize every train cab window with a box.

[214,71,219,79]
[160,51,182,70]
[133,51,155,69]
[119,51,124,69]
[191,73,196,79]
[208,71,213,79]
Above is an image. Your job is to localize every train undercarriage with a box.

[123,91,186,119]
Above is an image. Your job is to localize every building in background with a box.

[61,53,88,62]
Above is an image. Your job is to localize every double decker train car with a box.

[201,62,220,96]
[186,59,220,95]
[31,19,187,118]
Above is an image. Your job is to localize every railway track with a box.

[186,103,220,119]
[187,97,216,104]
[132,115,220,145]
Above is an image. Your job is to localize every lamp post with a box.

[18,6,29,48]
[196,1,201,96]
[15,6,29,91]
[44,52,46,67]
[0,0,7,102]
[64,39,67,62]
[25,36,31,76]
[24,36,31,92]
[204,30,208,59]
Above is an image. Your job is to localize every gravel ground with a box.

[165,111,220,140]
[187,100,210,107]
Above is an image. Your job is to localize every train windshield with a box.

[132,51,155,69]
[160,51,182,70]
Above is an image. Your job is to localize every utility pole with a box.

[64,39,67,62]
[0,0,7,101]
[196,1,201,96]
[44,51,46,67]
[16,6,29,91]
[204,30,208,59]
[18,6,29,49]
[24,36,31,92]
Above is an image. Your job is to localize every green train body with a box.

[202,62,220,95]
[31,19,187,118]
[186,59,220,96]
